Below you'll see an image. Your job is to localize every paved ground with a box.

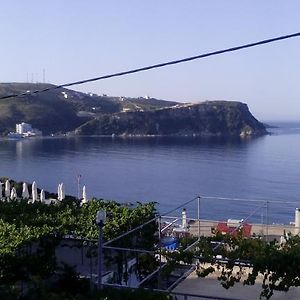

[188,219,295,239]
[173,271,300,300]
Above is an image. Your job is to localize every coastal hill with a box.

[75,101,267,137]
[0,82,178,135]
[0,83,267,137]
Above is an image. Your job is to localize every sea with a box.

[1,121,300,224]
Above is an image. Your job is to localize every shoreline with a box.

[0,133,268,141]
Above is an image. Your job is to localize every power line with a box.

[1,31,300,101]
[201,195,300,205]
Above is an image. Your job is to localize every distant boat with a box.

[7,131,42,139]
[22,131,40,137]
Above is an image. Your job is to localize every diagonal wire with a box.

[1,32,300,100]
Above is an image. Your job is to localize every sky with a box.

[1,1,300,121]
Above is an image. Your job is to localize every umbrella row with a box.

[0,180,50,203]
[0,180,89,204]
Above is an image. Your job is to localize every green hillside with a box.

[0,83,266,137]
[0,83,178,135]
[0,83,86,135]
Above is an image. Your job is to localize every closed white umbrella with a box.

[40,189,45,202]
[22,182,30,199]
[60,183,65,200]
[182,208,187,229]
[57,183,62,200]
[81,185,88,205]
[5,180,10,198]
[10,187,17,200]
[32,181,38,202]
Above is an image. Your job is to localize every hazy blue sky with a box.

[1,1,300,120]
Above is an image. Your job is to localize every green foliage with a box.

[0,192,157,287]
[0,178,159,297]
[0,197,156,241]
[52,264,90,296]
[0,82,177,135]
[164,233,300,299]
[0,285,19,300]
[0,83,87,135]
[0,82,266,137]
[162,248,194,280]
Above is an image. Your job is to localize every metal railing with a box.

[102,282,244,300]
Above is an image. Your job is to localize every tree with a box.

[164,233,300,299]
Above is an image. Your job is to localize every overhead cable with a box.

[1,31,300,100]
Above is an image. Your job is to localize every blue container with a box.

[162,236,177,250]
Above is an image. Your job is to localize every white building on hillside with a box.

[16,123,32,134]
[15,123,42,136]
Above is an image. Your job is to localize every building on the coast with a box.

[14,122,42,137]
[16,122,32,134]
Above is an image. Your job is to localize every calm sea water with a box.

[1,122,300,223]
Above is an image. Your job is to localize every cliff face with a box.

[75,101,267,137]
[0,83,267,137]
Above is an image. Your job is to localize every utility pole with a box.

[43,68,46,83]
[77,174,81,200]
[96,211,106,289]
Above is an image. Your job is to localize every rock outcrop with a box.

[75,101,267,137]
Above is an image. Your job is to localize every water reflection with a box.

[0,132,299,223]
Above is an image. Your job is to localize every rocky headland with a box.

[0,83,267,137]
